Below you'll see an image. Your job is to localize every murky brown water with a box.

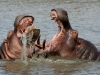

[0,0,100,75]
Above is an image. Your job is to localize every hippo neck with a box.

[8,33,22,52]
[57,21,72,32]
[62,21,72,31]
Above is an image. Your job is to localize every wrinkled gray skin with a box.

[0,15,36,60]
[76,38,100,61]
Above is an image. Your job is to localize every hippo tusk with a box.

[37,35,41,45]
[43,39,46,50]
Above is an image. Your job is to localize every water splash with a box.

[20,26,35,65]
[21,33,28,64]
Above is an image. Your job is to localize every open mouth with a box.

[19,25,36,34]
[19,25,40,44]
[17,25,40,41]
[25,25,36,34]
[50,11,58,21]
[24,25,40,42]
[50,12,59,22]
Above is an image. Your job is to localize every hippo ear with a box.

[73,30,78,37]
[37,35,41,45]
[76,38,82,44]
[43,39,46,50]
[7,30,14,38]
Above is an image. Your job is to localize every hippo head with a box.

[13,15,40,58]
[50,8,72,31]
[36,9,78,58]
[14,15,34,36]
[14,15,40,44]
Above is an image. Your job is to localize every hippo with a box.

[0,15,40,60]
[37,8,76,58]
[37,8,100,61]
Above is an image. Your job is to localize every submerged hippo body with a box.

[0,15,40,60]
[76,38,100,60]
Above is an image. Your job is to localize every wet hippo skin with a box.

[75,38,100,60]
[0,15,40,60]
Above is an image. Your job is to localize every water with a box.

[21,33,28,64]
[0,0,100,75]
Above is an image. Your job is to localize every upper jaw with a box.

[50,11,58,22]
[50,13,56,20]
